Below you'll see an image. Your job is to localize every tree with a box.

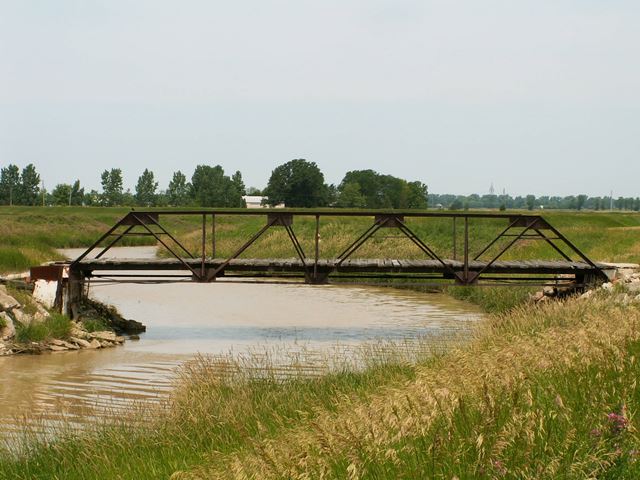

[101,169,123,206]
[449,198,463,210]
[336,182,366,208]
[135,169,158,206]
[576,194,587,211]
[264,159,328,207]
[340,170,383,208]
[339,170,428,209]
[18,164,41,206]
[51,183,72,205]
[70,180,84,206]
[190,165,244,207]
[404,181,428,209]
[246,186,263,196]
[231,171,246,196]
[0,164,20,205]
[167,171,190,206]
[525,195,536,211]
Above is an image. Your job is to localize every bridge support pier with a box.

[66,267,85,319]
[305,268,331,285]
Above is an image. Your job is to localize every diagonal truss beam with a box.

[335,217,388,266]
[207,216,279,280]
[131,214,203,280]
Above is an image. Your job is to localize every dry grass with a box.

[174,293,640,479]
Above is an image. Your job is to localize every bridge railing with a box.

[70,209,606,286]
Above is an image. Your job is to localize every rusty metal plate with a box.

[268,213,293,226]
[30,265,65,282]
[508,217,551,230]
[121,212,160,225]
[375,214,405,228]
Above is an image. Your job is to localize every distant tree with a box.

[51,183,72,205]
[135,169,158,206]
[634,198,640,212]
[18,164,41,205]
[70,180,84,205]
[336,182,366,208]
[449,198,463,210]
[340,170,382,208]
[339,170,428,209]
[231,171,246,196]
[245,186,263,196]
[525,195,536,211]
[122,189,135,206]
[0,164,20,205]
[100,168,124,206]
[190,165,244,207]
[167,171,190,206]
[404,181,428,209]
[84,189,101,206]
[576,194,587,211]
[264,159,328,207]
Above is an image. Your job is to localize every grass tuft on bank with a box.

[13,313,72,344]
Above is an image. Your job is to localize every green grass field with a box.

[1,206,640,479]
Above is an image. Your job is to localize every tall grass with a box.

[13,313,72,343]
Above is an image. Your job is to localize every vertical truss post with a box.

[463,216,469,283]
[452,217,457,260]
[314,214,320,281]
[211,214,216,258]
[201,214,207,279]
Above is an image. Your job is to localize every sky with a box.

[0,0,639,197]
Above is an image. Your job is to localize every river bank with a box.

[0,283,143,357]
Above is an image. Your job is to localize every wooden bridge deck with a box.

[74,257,608,276]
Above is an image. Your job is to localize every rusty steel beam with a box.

[69,209,605,288]
[207,216,279,280]
[131,214,203,280]
[336,217,388,266]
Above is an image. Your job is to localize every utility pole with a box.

[42,180,45,207]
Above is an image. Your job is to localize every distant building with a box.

[242,195,285,209]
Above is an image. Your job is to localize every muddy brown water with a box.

[0,247,482,441]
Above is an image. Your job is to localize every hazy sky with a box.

[1,0,639,196]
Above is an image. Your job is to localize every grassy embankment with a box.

[0,206,153,275]
[0,207,639,478]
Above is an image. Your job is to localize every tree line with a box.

[0,160,429,209]
[1,160,637,211]
[430,193,640,211]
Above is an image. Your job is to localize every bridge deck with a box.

[74,257,607,276]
